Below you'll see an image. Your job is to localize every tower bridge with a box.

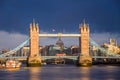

[0,20,120,66]
[26,20,92,66]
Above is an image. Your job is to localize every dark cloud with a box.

[0,0,119,34]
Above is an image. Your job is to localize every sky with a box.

[0,0,120,50]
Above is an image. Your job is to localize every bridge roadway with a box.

[39,33,81,37]
[0,56,120,61]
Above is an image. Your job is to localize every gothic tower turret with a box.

[29,20,39,57]
[27,20,41,67]
[78,20,92,66]
[79,20,90,56]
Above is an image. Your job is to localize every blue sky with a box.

[0,0,120,49]
[0,0,120,33]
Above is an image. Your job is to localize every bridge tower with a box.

[78,20,92,66]
[27,20,41,67]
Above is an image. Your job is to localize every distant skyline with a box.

[0,0,120,49]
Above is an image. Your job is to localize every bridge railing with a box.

[0,55,120,61]
[42,56,78,60]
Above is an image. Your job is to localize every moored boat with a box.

[0,64,5,68]
[6,59,22,68]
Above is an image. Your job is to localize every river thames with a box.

[0,65,120,80]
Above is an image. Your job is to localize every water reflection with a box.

[79,67,90,80]
[29,67,41,80]
[0,65,120,80]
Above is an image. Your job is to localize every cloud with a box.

[91,32,120,45]
[0,31,120,53]
[0,31,28,51]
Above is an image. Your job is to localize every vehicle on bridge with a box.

[54,53,66,64]
[55,53,66,56]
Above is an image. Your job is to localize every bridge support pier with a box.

[78,20,92,66]
[27,56,42,67]
[78,56,92,66]
[27,21,42,67]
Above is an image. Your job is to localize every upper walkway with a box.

[39,33,81,37]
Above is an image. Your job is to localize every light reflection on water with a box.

[79,67,90,80]
[0,65,120,80]
[29,67,41,80]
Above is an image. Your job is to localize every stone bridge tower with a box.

[78,20,92,66]
[27,21,41,67]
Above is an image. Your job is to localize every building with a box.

[102,38,120,54]
[20,46,44,56]
[70,45,79,55]
[2,49,9,54]
[20,37,79,56]
[56,37,64,52]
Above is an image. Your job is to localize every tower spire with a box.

[83,19,86,27]
[33,18,35,24]
[33,18,35,27]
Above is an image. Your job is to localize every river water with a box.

[0,65,120,80]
